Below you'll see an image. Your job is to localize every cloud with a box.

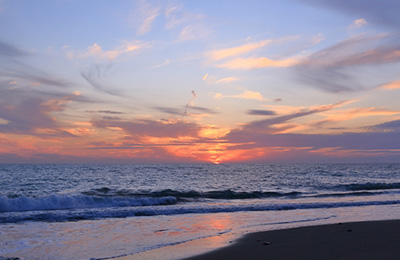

[86,110,125,115]
[189,106,217,114]
[289,0,400,93]
[0,40,28,57]
[80,64,122,96]
[322,107,400,123]
[218,56,299,69]
[66,41,141,60]
[153,106,183,116]
[293,34,400,92]
[92,118,201,140]
[220,102,400,162]
[208,40,272,61]
[154,106,216,117]
[239,101,348,134]
[202,74,240,85]
[178,24,210,42]
[300,35,400,67]
[216,77,240,84]
[0,68,67,88]
[0,82,81,137]
[132,0,160,35]
[368,119,400,132]
[0,40,67,88]
[349,18,368,29]
[165,4,203,30]
[164,3,209,41]
[301,0,400,31]
[247,109,277,116]
[151,59,170,69]
[380,80,400,90]
[311,33,325,45]
[214,90,265,101]
[225,117,400,162]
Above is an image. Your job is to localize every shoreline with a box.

[182,219,400,260]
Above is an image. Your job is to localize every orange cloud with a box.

[380,80,400,90]
[310,147,400,158]
[214,90,265,101]
[217,56,299,69]
[322,107,400,122]
[208,40,272,61]
[216,77,239,84]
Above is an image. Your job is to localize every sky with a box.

[0,0,400,164]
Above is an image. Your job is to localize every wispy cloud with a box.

[0,40,28,57]
[92,118,201,140]
[349,18,368,30]
[65,41,141,60]
[293,34,400,92]
[164,3,209,42]
[214,90,265,101]
[151,59,171,69]
[0,40,67,88]
[216,77,240,84]
[154,106,216,117]
[380,80,400,90]
[239,101,348,134]
[80,64,123,96]
[208,40,272,61]
[132,0,160,35]
[302,0,400,31]
[0,81,81,137]
[202,74,240,85]
[311,33,325,45]
[178,24,210,42]
[225,115,400,162]
[247,109,277,116]
[218,56,299,69]
[86,110,125,115]
[322,107,400,122]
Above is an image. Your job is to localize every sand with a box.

[183,220,400,260]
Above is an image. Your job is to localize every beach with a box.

[184,220,400,260]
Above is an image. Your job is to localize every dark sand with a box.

[183,220,400,260]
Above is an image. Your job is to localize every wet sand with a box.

[183,220,400,260]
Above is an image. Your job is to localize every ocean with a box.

[1,163,400,259]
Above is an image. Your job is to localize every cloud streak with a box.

[92,118,201,140]
[218,56,299,69]
[66,41,141,60]
[293,34,400,92]
[247,109,277,116]
[208,40,272,61]
[214,90,265,101]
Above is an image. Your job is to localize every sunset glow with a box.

[1,0,400,163]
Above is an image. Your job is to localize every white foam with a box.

[0,195,177,213]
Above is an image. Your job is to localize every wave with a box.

[312,190,389,198]
[82,188,302,200]
[1,199,399,224]
[338,182,400,191]
[0,195,177,213]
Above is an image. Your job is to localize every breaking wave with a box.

[0,194,177,213]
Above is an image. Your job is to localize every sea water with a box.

[1,164,399,259]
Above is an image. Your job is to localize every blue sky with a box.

[0,0,399,163]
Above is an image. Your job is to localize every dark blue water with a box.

[1,163,399,223]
